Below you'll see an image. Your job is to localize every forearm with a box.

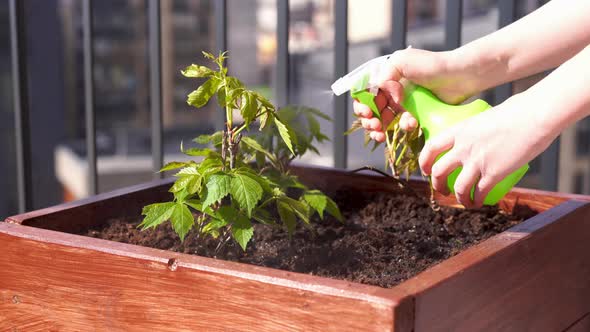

[453,0,590,93]
[521,44,590,138]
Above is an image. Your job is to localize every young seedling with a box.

[347,109,424,180]
[140,52,342,251]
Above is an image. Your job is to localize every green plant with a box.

[347,110,424,180]
[140,52,341,251]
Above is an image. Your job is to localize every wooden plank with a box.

[3,165,589,330]
[396,200,590,332]
[564,313,590,332]
[289,166,590,213]
[0,222,411,332]
[5,177,174,232]
[7,166,587,232]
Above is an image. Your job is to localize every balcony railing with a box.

[7,0,558,214]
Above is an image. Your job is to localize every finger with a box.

[399,111,418,132]
[430,152,461,196]
[353,101,373,118]
[368,118,382,131]
[454,165,480,208]
[381,108,394,130]
[375,92,387,110]
[472,175,499,208]
[378,80,404,104]
[419,131,455,175]
[361,118,371,130]
[369,130,386,142]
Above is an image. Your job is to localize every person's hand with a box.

[353,47,485,141]
[418,94,557,208]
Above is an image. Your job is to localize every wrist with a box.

[451,42,512,94]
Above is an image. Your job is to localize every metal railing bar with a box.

[83,0,98,195]
[148,0,163,178]
[445,0,463,50]
[391,0,408,51]
[494,0,515,104]
[333,0,348,169]
[276,0,289,106]
[215,0,227,130]
[9,0,33,212]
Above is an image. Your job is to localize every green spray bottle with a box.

[331,54,528,205]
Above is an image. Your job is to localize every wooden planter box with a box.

[1,166,590,331]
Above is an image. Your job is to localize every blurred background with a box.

[2,0,586,220]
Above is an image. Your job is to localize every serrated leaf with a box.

[183,147,213,157]
[232,221,254,251]
[171,203,194,241]
[217,87,227,108]
[202,51,215,60]
[160,161,190,172]
[274,117,295,155]
[139,202,176,230]
[170,175,194,193]
[241,136,277,165]
[185,199,202,211]
[326,197,343,222]
[230,173,263,217]
[241,92,258,125]
[226,207,253,251]
[303,190,328,219]
[202,173,232,209]
[259,110,273,130]
[277,200,297,236]
[198,157,224,175]
[279,196,310,224]
[253,209,276,225]
[202,217,228,235]
[181,64,214,78]
[176,166,199,176]
[187,77,220,108]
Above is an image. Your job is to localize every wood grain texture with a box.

[2,165,589,331]
[290,166,590,213]
[0,223,411,332]
[397,200,590,332]
[564,313,590,332]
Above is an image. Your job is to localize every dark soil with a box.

[82,192,536,288]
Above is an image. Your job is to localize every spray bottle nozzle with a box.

[330,54,392,96]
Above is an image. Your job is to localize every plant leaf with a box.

[241,92,258,125]
[231,213,254,251]
[139,202,176,230]
[170,203,194,241]
[170,175,195,193]
[160,161,191,172]
[181,64,213,78]
[202,173,232,209]
[187,77,220,108]
[253,208,276,225]
[279,196,310,224]
[274,117,295,155]
[202,217,228,235]
[277,200,297,236]
[230,172,263,217]
[326,197,343,222]
[303,190,328,219]
[183,147,213,157]
[259,109,273,130]
[241,136,277,165]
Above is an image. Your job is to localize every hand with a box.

[353,47,485,141]
[419,94,557,208]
